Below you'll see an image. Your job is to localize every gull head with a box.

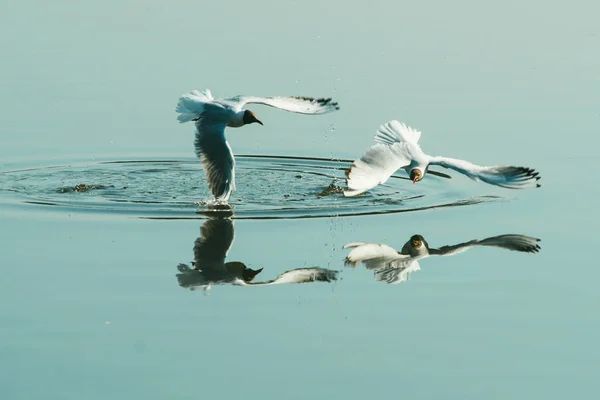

[243,110,263,126]
[410,234,425,249]
[242,267,264,282]
[410,169,423,184]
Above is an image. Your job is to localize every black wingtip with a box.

[295,96,340,110]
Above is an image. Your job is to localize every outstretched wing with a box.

[430,234,541,256]
[249,268,339,286]
[194,110,235,201]
[227,95,340,115]
[428,156,541,189]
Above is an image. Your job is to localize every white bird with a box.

[176,89,340,202]
[344,120,541,197]
[344,233,541,284]
[176,218,338,292]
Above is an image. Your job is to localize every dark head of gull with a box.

[243,110,263,126]
[410,168,423,184]
[410,234,425,249]
[242,266,264,282]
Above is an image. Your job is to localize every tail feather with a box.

[176,89,214,123]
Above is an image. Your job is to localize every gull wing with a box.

[194,109,235,201]
[428,156,540,189]
[226,95,339,114]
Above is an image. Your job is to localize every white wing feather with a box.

[428,156,541,189]
[176,89,215,123]
[374,120,421,145]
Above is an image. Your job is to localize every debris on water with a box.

[319,180,344,196]
[295,175,302,179]
[57,184,107,193]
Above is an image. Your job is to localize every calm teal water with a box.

[1,1,599,399]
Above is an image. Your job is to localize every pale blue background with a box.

[1,1,599,399]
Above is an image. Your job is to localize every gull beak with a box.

[255,118,264,126]
[412,177,418,184]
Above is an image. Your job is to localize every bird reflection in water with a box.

[177,218,339,293]
[344,234,541,284]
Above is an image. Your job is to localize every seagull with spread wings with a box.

[176,218,338,292]
[344,233,541,284]
[344,120,541,197]
[176,89,340,202]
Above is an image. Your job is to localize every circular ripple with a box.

[0,155,501,219]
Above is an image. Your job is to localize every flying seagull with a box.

[176,89,340,202]
[176,218,338,292]
[344,120,541,196]
[344,233,541,284]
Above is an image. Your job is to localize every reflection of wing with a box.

[176,263,212,290]
[374,261,421,284]
[344,242,421,284]
[343,242,404,268]
[248,268,338,286]
[193,219,235,270]
[430,234,541,256]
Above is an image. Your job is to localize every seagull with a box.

[176,89,340,202]
[344,120,541,197]
[176,218,338,292]
[344,233,541,284]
